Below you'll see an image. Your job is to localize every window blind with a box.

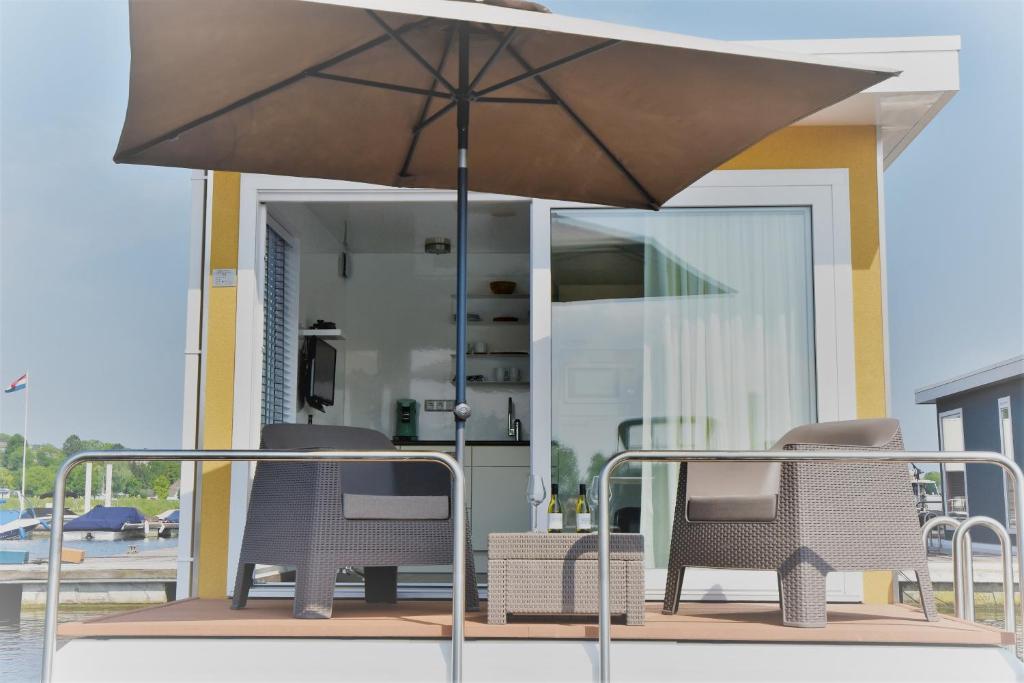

[261,225,297,425]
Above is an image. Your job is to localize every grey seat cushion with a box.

[687,494,777,522]
[343,494,450,520]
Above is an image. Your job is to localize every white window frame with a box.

[999,396,1015,531]
[225,176,523,592]
[534,168,859,601]
[938,407,968,517]
[223,169,859,601]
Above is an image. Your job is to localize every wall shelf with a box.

[300,328,345,340]
[456,381,530,388]
[451,352,529,358]
[450,320,528,326]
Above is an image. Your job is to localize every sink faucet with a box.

[507,397,522,442]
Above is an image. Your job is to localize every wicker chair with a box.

[231,424,479,618]
[662,418,938,627]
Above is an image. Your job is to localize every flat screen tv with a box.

[301,337,336,412]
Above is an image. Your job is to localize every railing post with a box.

[41,449,466,683]
[953,517,1016,637]
[921,516,965,618]
[597,453,626,683]
[595,449,1023,683]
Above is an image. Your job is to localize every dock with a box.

[0,546,176,612]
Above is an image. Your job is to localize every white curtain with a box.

[638,207,816,568]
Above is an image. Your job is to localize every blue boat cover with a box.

[164,510,180,523]
[0,510,19,526]
[64,506,144,531]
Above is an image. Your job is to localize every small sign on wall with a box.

[212,268,237,287]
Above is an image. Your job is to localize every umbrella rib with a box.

[366,10,456,94]
[475,97,557,104]
[467,28,517,93]
[115,17,433,161]
[473,40,619,99]
[399,27,457,179]
[413,101,456,134]
[495,37,659,209]
[310,72,453,100]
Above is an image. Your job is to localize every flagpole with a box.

[21,374,29,498]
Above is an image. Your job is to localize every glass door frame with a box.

[530,169,861,601]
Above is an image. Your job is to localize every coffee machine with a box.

[394,399,419,441]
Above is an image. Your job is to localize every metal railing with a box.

[953,517,1016,633]
[597,450,1024,683]
[40,449,467,683]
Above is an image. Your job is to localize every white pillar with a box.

[104,464,113,507]
[84,463,93,512]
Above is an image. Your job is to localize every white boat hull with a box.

[0,517,39,540]
[54,638,1024,682]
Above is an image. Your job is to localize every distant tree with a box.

[551,441,582,513]
[153,474,171,500]
[32,444,62,468]
[65,463,103,498]
[112,462,143,497]
[2,434,24,471]
[585,453,607,485]
[924,471,942,492]
[62,435,84,457]
[0,467,15,490]
[24,465,55,497]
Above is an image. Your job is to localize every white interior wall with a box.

[286,200,532,441]
[297,253,348,425]
[334,251,530,441]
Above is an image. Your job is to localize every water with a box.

[1,535,178,561]
[1,604,141,682]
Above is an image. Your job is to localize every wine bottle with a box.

[576,483,592,532]
[547,483,563,533]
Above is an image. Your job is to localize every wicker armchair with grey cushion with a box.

[662,418,938,627]
[231,424,479,618]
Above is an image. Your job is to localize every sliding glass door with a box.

[549,205,818,589]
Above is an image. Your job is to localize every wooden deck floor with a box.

[58,598,1013,647]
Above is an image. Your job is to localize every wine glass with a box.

[526,475,547,531]
[590,474,611,529]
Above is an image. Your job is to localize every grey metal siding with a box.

[937,376,1024,540]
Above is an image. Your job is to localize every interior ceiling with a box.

[285,200,530,254]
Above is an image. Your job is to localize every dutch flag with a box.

[4,374,27,394]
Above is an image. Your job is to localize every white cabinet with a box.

[396,444,531,561]
[470,465,530,551]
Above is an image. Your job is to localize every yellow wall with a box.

[196,171,241,598]
[196,127,893,602]
[723,125,892,603]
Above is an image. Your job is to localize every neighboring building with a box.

[174,36,960,608]
[915,356,1024,536]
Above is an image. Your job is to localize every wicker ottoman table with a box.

[487,532,645,625]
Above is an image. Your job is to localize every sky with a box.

[1,0,1021,451]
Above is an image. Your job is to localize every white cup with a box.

[473,341,488,354]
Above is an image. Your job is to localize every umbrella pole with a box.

[453,24,471,471]
[449,23,471,683]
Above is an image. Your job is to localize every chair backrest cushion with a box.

[685,418,902,522]
[259,424,451,497]
[772,417,901,450]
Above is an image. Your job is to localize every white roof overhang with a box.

[739,36,960,168]
[915,355,1024,405]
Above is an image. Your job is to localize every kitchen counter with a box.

[393,440,529,446]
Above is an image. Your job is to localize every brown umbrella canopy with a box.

[114,0,894,209]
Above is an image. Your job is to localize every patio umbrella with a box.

[113,0,895,469]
